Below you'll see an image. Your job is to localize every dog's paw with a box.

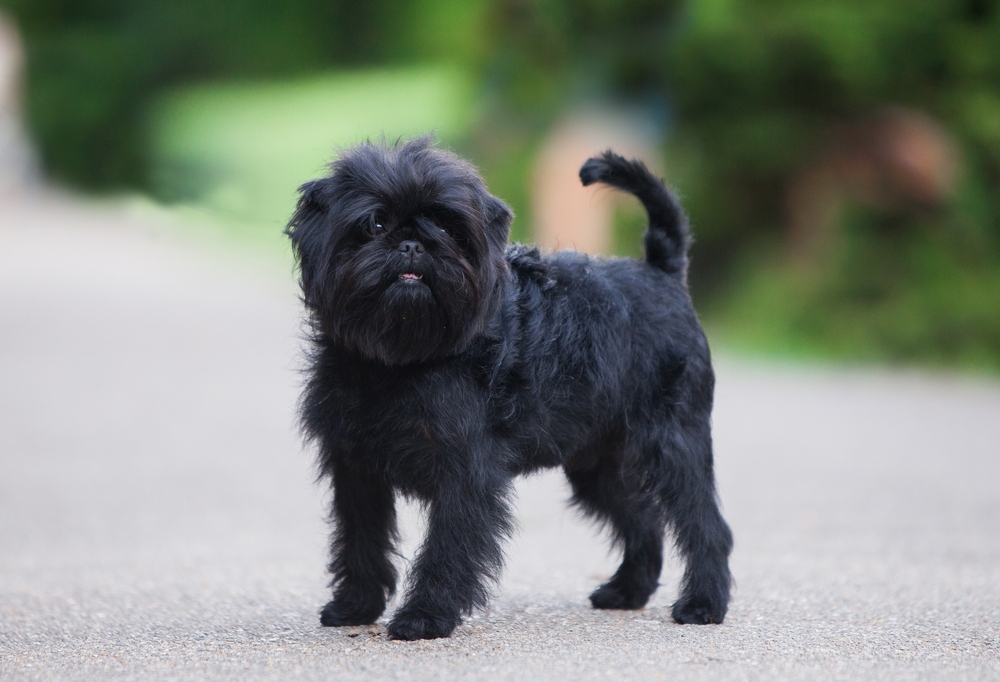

[671,596,726,624]
[319,595,384,627]
[387,608,459,640]
[589,582,652,610]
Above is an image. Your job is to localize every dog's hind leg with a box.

[661,406,733,625]
[566,453,667,610]
[320,459,398,627]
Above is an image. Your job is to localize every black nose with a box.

[398,240,424,255]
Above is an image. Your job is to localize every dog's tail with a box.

[579,151,690,279]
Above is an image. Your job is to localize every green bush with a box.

[2,0,478,188]
[712,206,1000,369]
[657,1,1000,367]
[148,66,476,230]
[661,1,1000,279]
[7,0,1000,366]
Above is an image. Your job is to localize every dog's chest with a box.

[329,364,491,492]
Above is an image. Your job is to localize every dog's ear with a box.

[484,195,513,246]
[286,179,331,305]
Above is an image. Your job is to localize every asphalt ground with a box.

[1,195,998,681]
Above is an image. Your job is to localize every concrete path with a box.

[1,195,998,681]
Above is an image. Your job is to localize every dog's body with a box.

[287,138,732,640]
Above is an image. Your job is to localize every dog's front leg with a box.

[387,470,513,640]
[320,459,398,627]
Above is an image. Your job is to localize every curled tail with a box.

[579,151,690,279]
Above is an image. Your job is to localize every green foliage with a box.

[712,206,1000,370]
[1,0,485,189]
[481,0,682,112]
[456,125,540,244]
[7,0,1000,366]
[463,0,684,248]
[149,66,476,230]
[663,0,1000,268]
[660,0,1000,366]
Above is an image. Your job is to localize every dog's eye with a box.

[421,206,462,235]
[417,212,449,234]
[368,220,385,236]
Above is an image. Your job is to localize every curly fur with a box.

[287,136,733,640]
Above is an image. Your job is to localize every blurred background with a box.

[3,0,1000,370]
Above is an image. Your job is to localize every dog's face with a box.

[287,138,513,365]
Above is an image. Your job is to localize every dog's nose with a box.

[398,241,424,256]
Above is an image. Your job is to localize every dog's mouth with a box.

[398,272,423,283]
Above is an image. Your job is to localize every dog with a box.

[286,136,733,640]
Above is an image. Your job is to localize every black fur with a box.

[287,137,733,640]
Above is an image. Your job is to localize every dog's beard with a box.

[320,240,490,365]
[288,138,515,365]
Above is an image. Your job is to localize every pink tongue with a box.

[401,273,420,280]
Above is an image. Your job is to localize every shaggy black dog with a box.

[286,137,732,641]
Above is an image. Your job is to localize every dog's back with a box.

[503,242,710,474]
[503,152,706,463]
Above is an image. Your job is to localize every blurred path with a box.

[1,195,998,681]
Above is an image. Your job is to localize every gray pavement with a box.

[1,195,998,681]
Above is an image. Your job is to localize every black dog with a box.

[287,137,732,640]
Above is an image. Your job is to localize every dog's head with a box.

[287,137,513,365]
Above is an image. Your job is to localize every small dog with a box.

[287,137,732,640]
